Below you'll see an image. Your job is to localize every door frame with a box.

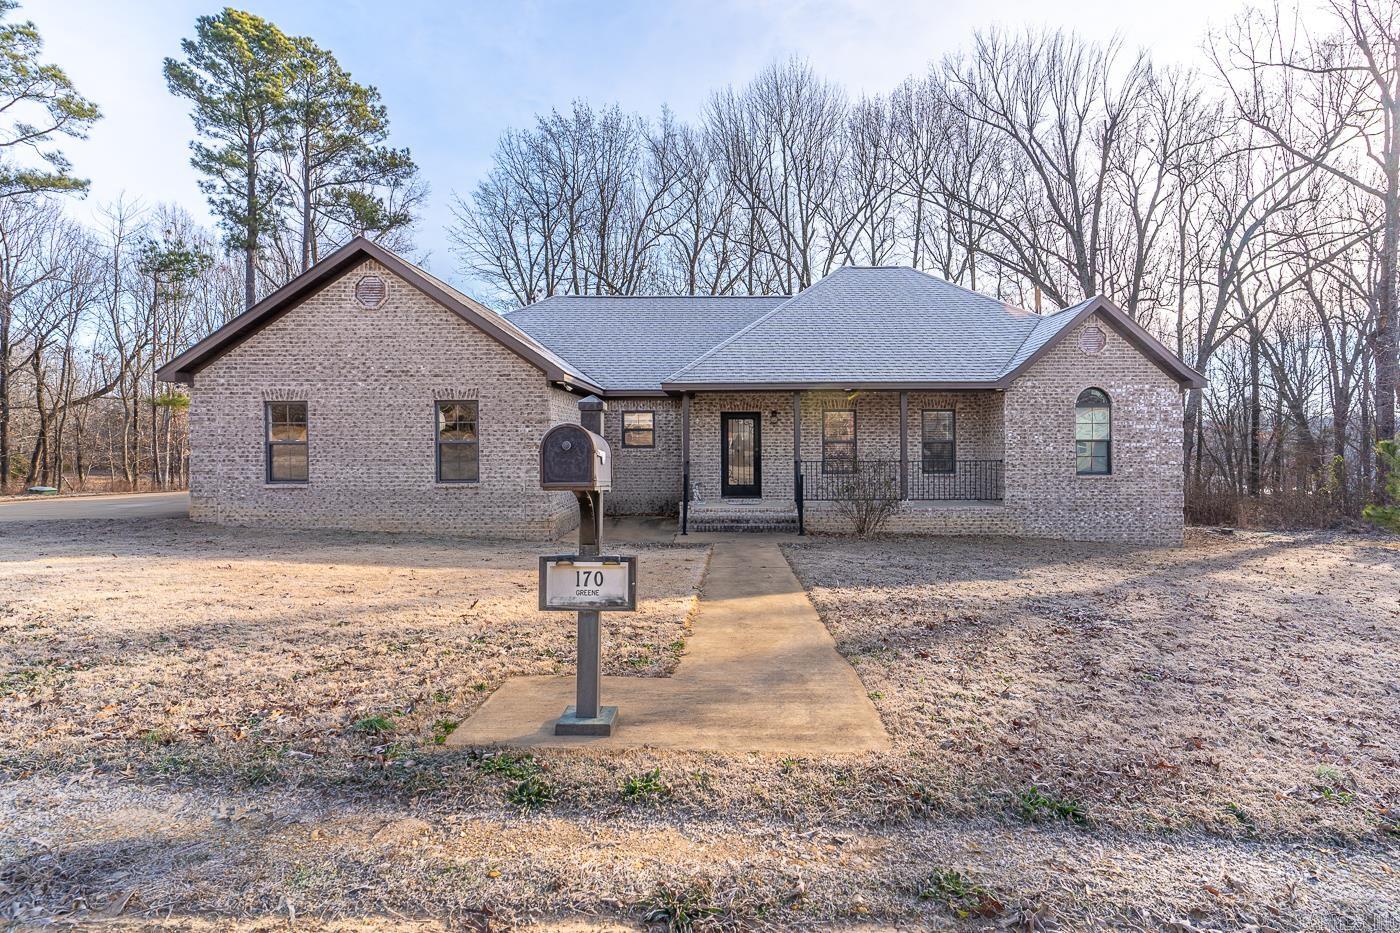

[720,411,762,498]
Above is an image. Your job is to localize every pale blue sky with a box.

[35,0,1244,287]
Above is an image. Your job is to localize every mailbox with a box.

[540,423,612,491]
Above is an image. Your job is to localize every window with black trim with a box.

[921,409,955,474]
[822,409,856,474]
[265,401,308,483]
[436,400,479,482]
[1075,388,1111,475]
[621,411,655,448]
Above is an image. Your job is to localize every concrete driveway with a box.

[0,491,189,522]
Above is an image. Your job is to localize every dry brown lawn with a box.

[785,528,1400,840]
[2,517,1397,930]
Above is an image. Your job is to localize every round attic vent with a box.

[1078,324,1107,355]
[354,274,388,309]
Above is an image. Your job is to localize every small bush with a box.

[642,880,720,931]
[917,868,1004,919]
[1015,785,1089,826]
[506,774,554,812]
[621,767,671,804]
[830,463,900,537]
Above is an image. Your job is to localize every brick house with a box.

[158,238,1204,544]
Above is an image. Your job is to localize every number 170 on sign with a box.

[538,555,637,611]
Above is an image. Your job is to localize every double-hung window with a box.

[921,409,955,474]
[621,411,655,448]
[265,401,308,483]
[822,409,856,474]
[436,400,480,482]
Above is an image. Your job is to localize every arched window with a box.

[1075,388,1111,475]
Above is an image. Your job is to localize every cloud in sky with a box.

[33,0,1242,292]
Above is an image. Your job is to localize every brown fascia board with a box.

[660,380,1004,393]
[157,237,603,394]
[1000,296,1207,390]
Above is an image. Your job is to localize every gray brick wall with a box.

[1004,313,1186,545]
[188,259,578,539]
[598,398,682,515]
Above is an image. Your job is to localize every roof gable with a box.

[156,238,601,392]
[998,296,1205,388]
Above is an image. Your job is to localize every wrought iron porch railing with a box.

[796,459,1004,502]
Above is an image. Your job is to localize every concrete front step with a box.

[689,520,799,533]
[684,503,799,533]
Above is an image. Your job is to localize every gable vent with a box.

[354,274,388,309]
[1078,324,1106,355]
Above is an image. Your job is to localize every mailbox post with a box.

[538,396,628,736]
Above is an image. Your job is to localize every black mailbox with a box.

[540,423,612,491]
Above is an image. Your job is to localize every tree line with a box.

[450,1,1400,523]
[1,0,1397,526]
[0,5,421,494]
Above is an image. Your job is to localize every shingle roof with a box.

[663,267,1043,388]
[999,297,1095,377]
[507,296,786,393]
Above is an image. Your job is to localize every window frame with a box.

[920,408,956,475]
[264,400,309,485]
[1075,388,1112,476]
[621,410,656,449]
[435,399,481,484]
[821,408,857,475]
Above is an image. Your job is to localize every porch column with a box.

[792,391,804,535]
[680,393,692,535]
[899,390,909,501]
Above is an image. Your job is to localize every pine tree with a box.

[279,36,421,271]
[0,0,100,199]
[164,9,295,309]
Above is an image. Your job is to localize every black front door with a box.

[721,412,761,498]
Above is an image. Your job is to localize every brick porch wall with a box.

[188,258,579,539]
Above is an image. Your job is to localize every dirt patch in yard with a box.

[785,528,1400,841]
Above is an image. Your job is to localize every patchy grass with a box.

[505,774,556,813]
[620,767,671,805]
[1,519,1396,930]
[1016,785,1090,826]
[785,529,1400,841]
[642,880,720,931]
[0,516,706,786]
[916,867,1006,919]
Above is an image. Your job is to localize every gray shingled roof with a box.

[999,297,1095,377]
[504,268,1204,393]
[507,296,786,392]
[664,267,1044,388]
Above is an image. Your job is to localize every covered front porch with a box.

[676,388,1007,534]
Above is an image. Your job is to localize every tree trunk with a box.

[245,139,259,309]
[1248,324,1262,498]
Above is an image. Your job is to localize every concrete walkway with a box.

[448,541,890,754]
